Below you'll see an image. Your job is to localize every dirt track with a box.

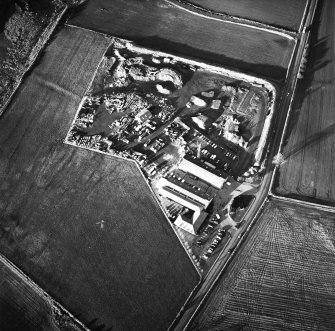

[69,0,295,81]
[185,0,308,31]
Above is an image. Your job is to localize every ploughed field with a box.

[0,256,84,331]
[69,0,295,81]
[188,199,335,330]
[185,0,308,31]
[275,0,335,204]
[0,26,200,331]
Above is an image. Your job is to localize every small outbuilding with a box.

[135,109,152,123]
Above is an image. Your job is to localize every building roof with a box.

[175,210,208,235]
[192,114,209,130]
[178,156,227,189]
[135,108,152,122]
[159,186,204,212]
[157,177,210,235]
[158,177,212,208]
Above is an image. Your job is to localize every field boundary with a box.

[64,141,202,277]
[299,0,312,33]
[268,37,303,193]
[269,194,335,213]
[0,5,68,117]
[0,253,89,331]
[65,23,113,39]
[63,45,202,277]
[62,44,205,321]
[167,0,296,40]
[64,25,285,92]
[64,32,278,278]
[181,195,269,330]
[270,0,334,210]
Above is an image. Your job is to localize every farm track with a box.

[169,0,306,35]
[188,200,335,330]
[0,25,200,331]
[68,0,295,81]
[276,0,335,204]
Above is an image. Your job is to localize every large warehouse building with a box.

[157,177,212,234]
[178,156,227,189]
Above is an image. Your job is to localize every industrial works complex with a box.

[67,39,276,261]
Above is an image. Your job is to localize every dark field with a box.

[275,0,335,204]
[69,0,295,81]
[0,26,199,331]
[188,199,335,330]
[186,0,308,31]
[0,256,84,331]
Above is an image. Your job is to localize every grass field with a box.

[0,0,67,115]
[185,0,308,31]
[0,26,200,331]
[68,0,295,81]
[188,199,335,330]
[275,0,335,204]
[0,255,85,331]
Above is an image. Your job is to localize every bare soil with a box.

[188,199,335,330]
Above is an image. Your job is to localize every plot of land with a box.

[0,255,84,331]
[65,38,274,272]
[0,26,200,331]
[275,0,335,205]
[186,0,308,31]
[67,41,271,180]
[69,0,295,81]
[188,199,335,330]
[0,0,67,114]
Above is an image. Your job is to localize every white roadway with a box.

[170,0,321,330]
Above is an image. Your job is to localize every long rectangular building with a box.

[178,156,227,189]
[159,186,204,212]
[157,177,212,208]
[158,186,208,235]
[157,177,211,234]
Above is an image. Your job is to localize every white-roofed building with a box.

[175,210,208,235]
[178,156,227,189]
[157,178,212,208]
[157,177,211,234]
[192,114,209,130]
[135,108,152,123]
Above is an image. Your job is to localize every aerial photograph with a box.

[0,0,334,330]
